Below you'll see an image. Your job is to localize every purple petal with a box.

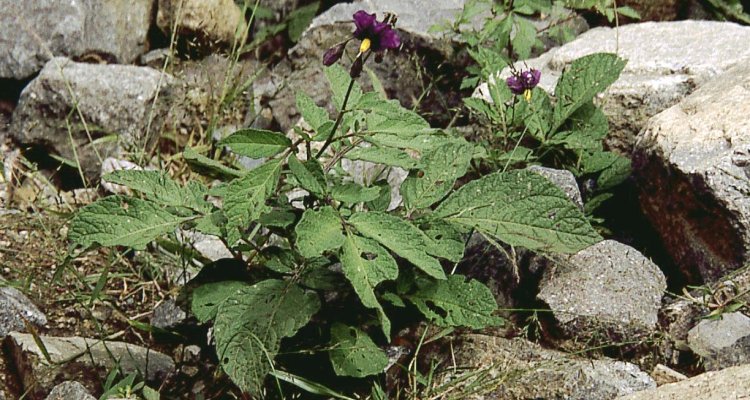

[506,75,524,95]
[531,69,541,85]
[378,27,401,50]
[353,10,376,38]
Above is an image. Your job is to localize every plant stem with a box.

[316,77,356,158]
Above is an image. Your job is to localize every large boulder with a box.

[10,57,173,180]
[156,0,246,46]
[538,240,666,340]
[475,21,750,154]
[616,364,750,400]
[633,62,750,282]
[447,334,655,399]
[0,0,154,80]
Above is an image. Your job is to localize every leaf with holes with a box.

[329,323,389,377]
[340,234,398,338]
[68,196,192,250]
[214,279,320,396]
[348,212,446,279]
[401,141,474,210]
[433,169,601,253]
[406,274,502,329]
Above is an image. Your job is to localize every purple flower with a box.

[506,69,541,100]
[352,10,400,53]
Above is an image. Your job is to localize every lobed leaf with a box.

[219,129,291,158]
[401,141,474,210]
[223,159,283,245]
[103,170,210,212]
[191,281,250,323]
[295,206,346,259]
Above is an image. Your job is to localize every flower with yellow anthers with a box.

[506,69,541,102]
[322,10,401,68]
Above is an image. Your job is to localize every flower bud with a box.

[323,43,346,66]
[350,56,364,78]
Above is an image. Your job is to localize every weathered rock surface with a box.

[616,364,750,400]
[0,286,47,338]
[45,381,96,400]
[476,21,750,154]
[450,334,655,399]
[10,57,172,180]
[157,0,246,46]
[633,62,750,282]
[6,332,175,399]
[151,298,188,330]
[538,240,666,339]
[688,312,750,371]
[0,0,154,80]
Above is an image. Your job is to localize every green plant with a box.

[67,11,605,399]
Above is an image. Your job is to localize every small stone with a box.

[616,364,750,400]
[528,165,583,209]
[687,312,750,371]
[156,0,246,46]
[651,364,687,386]
[45,381,96,400]
[151,298,188,330]
[0,286,47,338]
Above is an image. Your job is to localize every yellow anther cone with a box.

[359,38,372,54]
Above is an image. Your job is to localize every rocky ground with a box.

[3,0,750,399]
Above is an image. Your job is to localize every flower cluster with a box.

[506,68,541,102]
[323,10,401,77]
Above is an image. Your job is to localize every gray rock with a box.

[175,230,233,262]
[538,240,666,339]
[151,298,188,330]
[616,364,750,400]
[156,0,246,46]
[0,0,154,80]
[449,334,655,400]
[633,62,750,282]
[688,312,750,371]
[0,286,47,338]
[10,57,172,179]
[45,381,96,400]
[7,332,175,399]
[475,21,750,154]
[528,165,583,210]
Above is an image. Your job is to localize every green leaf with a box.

[296,92,332,133]
[287,2,319,42]
[407,274,502,329]
[433,169,601,253]
[325,64,362,110]
[329,323,389,377]
[340,234,398,338]
[219,128,291,158]
[551,53,626,132]
[331,183,381,204]
[288,156,327,197]
[401,142,474,210]
[191,281,250,323]
[103,170,210,212]
[214,279,320,396]
[270,370,355,400]
[345,146,418,169]
[366,181,391,212]
[223,159,283,245]
[348,212,446,279]
[549,102,608,150]
[511,16,538,59]
[183,147,243,178]
[364,99,433,136]
[69,196,191,250]
[295,206,345,259]
[616,6,641,19]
